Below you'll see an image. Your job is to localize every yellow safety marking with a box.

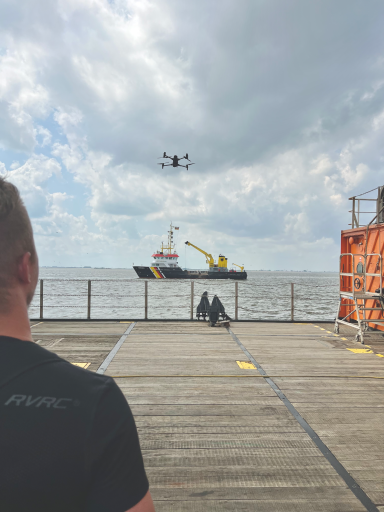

[365,345,371,348]
[320,328,325,331]
[120,321,133,323]
[341,337,348,340]
[346,348,374,354]
[376,354,384,358]
[334,334,339,337]
[294,323,310,325]
[31,322,43,328]
[326,331,332,334]
[71,362,91,369]
[236,361,256,369]
[314,325,320,328]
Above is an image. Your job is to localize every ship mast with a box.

[167,222,175,254]
[159,222,178,255]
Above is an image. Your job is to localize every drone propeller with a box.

[184,153,191,161]
[157,163,165,169]
[186,163,195,170]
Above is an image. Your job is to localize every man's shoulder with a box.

[33,343,115,396]
[0,335,115,399]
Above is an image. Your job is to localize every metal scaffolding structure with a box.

[335,252,383,344]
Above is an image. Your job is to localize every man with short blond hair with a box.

[0,177,155,512]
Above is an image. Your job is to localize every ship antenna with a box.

[168,221,174,254]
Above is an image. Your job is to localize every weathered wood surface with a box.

[230,322,384,509]
[104,320,383,511]
[31,321,128,371]
[35,320,383,510]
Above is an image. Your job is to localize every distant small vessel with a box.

[133,223,247,280]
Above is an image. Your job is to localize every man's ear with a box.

[17,252,33,284]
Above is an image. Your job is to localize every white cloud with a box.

[36,125,52,147]
[0,154,61,218]
[0,1,384,270]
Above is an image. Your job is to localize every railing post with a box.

[39,279,43,319]
[352,197,356,228]
[377,187,381,224]
[235,281,238,321]
[190,281,194,320]
[87,280,91,320]
[291,283,294,321]
[357,199,360,227]
[144,281,148,320]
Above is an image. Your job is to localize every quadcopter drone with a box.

[157,152,195,170]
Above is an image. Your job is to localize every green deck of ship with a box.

[31,320,384,512]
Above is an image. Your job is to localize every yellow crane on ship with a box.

[185,241,228,268]
[232,263,245,272]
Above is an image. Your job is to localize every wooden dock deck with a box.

[30,320,384,511]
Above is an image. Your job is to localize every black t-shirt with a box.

[0,336,149,512]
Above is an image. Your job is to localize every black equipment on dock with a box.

[196,291,210,320]
[196,292,231,326]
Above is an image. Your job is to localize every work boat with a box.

[133,223,247,280]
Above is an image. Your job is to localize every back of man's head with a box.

[0,177,37,296]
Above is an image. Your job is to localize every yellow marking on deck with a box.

[31,322,43,328]
[71,362,91,369]
[120,321,133,323]
[377,354,384,358]
[346,348,374,354]
[294,323,309,325]
[236,361,256,370]
[341,337,348,340]
[320,328,325,331]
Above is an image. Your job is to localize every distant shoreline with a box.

[40,267,337,273]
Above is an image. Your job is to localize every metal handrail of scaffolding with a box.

[335,252,384,343]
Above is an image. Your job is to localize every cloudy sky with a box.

[1,0,384,271]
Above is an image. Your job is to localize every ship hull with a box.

[133,266,247,280]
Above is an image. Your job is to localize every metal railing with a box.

[350,186,384,229]
[30,278,339,321]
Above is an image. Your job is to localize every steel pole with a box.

[190,281,194,320]
[352,198,356,228]
[291,283,294,322]
[145,281,148,320]
[87,280,91,320]
[40,279,43,319]
[235,281,238,321]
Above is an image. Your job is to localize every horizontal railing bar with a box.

[29,318,335,323]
